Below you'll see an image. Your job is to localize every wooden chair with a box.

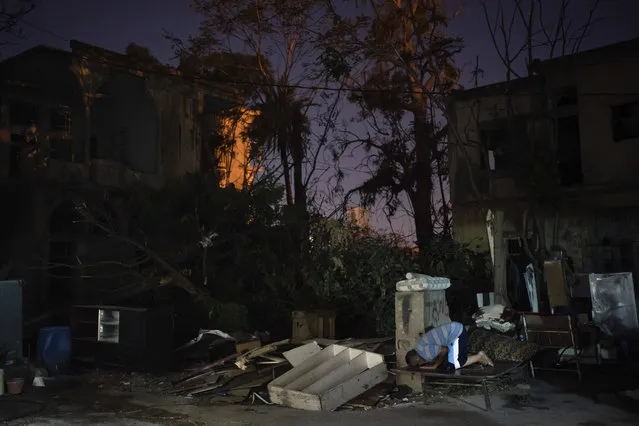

[521,312,582,381]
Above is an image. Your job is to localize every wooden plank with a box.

[544,260,570,308]
[171,352,238,385]
[235,339,289,370]
[236,339,261,354]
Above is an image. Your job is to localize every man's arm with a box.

[418,346,448,370]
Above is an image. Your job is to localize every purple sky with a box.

[4,0,639,240]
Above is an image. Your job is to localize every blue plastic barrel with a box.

[37,326,71,373]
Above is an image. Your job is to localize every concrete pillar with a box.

[395,290,451,391]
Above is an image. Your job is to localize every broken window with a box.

[50,137,73,161]
[10,102,37,126]
[479,117,528,172]
[554,86,583,186]
[611,101,639,142]
[50,106,72,131]
[480,127,507,171]
[557,115,583,186]
[557,86,578,107]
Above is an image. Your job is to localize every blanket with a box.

[468,327,541,363]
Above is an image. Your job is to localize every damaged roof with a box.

[0,40,244,105]
[448,36,639,103]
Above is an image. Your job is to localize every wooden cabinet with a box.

[70,305,174,372]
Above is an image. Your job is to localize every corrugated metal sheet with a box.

[0,280,22,360]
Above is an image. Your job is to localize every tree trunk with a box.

[412,116,435,251]
[279,133,294,206]
[291,121,308,226]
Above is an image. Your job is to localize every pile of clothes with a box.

[472,304,516,333]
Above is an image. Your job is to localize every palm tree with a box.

[248,81,310,210]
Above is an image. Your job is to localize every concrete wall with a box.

[149,82,202,180]
[450,43,639,207]
[92,72,158,174]
[449,42,639,266]
[0,48,87,170]
[541,52,639,186]
[448,87,536,206]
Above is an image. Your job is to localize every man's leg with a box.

[457,327,494,368]
[463,351,494,367]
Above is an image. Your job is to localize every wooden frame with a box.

[521,312,582,381]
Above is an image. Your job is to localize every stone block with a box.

[395,290,451,391]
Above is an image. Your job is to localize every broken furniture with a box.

[589,272,639,361]
[395,288,451,391]
[395,361,522,411]
[521,312,581,381]
[236,338,261,355]
[268,344,388,411]
[283,342,322,367]
[589,273,638,338]
[544,260,571,311]
[291,310,336,344]
[172,339,290,397]
[0,280,23,361]
[70,305,174,372]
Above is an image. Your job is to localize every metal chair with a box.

[521,312,582,381]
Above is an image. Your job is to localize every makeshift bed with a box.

[395,361,523,411]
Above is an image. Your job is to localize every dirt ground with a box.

[2,364,638,426]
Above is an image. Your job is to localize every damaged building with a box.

[447,38,639,310]
[0,40,257,324]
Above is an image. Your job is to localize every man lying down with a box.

[406,321,494,372]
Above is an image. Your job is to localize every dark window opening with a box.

[10,102,37,126]
[480,127,508,171]
[50,137,73,161]
[557,115,583,186]
[50,106,71,131]
[479,117,528,172]
[112,130,127,163]
[178,124,182,159]
[592,238,635,274]
[611,101,639,142]
[9,133,22,177]
[507,237,535,256]
[48,240,75,306]
[557,86,578,107]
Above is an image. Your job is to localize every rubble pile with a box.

[169,334,396,411]
[171,338,290,398]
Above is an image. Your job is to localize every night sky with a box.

[5,0,639,238]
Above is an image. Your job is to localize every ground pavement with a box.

[3,378,638,426]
